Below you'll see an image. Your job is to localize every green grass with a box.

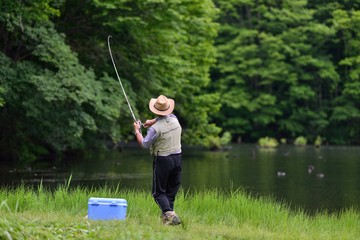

[0,182,359,240]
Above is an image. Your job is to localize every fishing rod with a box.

[107,35,141,125]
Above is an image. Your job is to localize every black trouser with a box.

[152,153,182,213]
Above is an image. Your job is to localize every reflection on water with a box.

[1,144,360,214]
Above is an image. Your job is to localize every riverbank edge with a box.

[1,184,359,240]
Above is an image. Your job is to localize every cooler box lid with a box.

[88,197,127,206]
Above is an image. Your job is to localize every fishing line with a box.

[107,35,140,124]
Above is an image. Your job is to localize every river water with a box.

[1,144,359,214]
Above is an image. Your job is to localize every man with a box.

[133,95,182,225]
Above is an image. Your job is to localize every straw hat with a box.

[149,95,175,116]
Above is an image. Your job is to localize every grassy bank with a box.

[0,182,359,240]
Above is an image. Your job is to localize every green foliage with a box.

[294,136,307,146]
[0,86,4,107]
[1,0,360,162]
[220,131,231,145]
[0,0,60,31]
[0,3,125,161]
[330,8,360,144]
[85,0,220,146]
[258,136,279,148]
[0,0,221,161]
[203,131,231,151]
[211,0,359,145]
[0,25,121,159]
[314,136,322,147]
[181,93,222,147]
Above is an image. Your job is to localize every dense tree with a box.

[0,0,220,162]
[0,0,125,162]
[211,0,359,144]
[54,0,221,146]
[329,7,360,144]
[1,0,359,163]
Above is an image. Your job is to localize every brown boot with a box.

[162,211,181,225]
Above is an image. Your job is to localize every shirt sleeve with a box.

[142,127,158,149]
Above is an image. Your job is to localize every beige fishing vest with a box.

[150,116,182,156]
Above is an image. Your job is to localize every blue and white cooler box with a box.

[88,197,127,220]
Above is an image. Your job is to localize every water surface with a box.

[1,144,359,213]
